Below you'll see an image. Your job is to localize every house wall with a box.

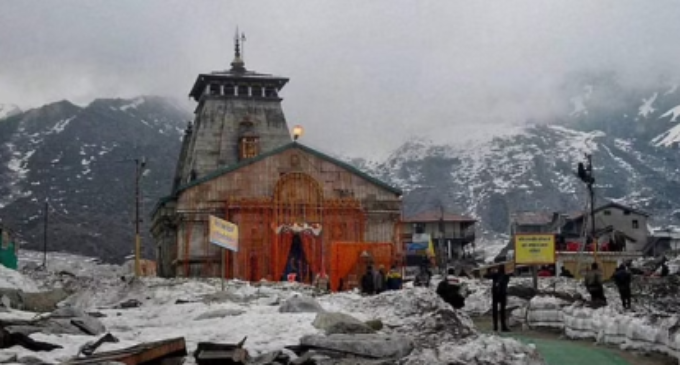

[401,221,473,238]
[592,209,649,251]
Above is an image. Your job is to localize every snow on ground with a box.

[1,251,544,365]
[0,264,39,292]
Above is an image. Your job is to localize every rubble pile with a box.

[321,288,544,365]
[0,252,547,365]
[632,275,680,313]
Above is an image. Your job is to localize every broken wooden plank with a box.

[62,337,186,365]
[194,338,250,365]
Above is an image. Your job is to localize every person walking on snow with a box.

[436,268,467,309]
[485,265,511,332]
[612,264,632,309]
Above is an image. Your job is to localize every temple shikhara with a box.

[151,35,402,289]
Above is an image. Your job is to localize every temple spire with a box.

[230,27,246,72]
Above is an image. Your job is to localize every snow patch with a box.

[119,97,145,111]
[660,105,680,123]
[638,92,658,118]
[46,117,74,134]
[652,123,680,147]
[0,265,39,292]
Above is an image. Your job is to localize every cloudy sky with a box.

[1,1,680,157]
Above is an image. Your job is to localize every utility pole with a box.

[577,153,597,261]
[43,200,48,268]
[134,157,146,277]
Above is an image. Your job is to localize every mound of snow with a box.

[405,334,545,365]
[0,265,39,292]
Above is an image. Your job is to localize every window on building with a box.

[239,137,259,160]
[603,210,611,216]
[623,210,631,215]
[632,219,639,229]
[224,84,236,96]
[414,223,425,234]
[251,85,263,97]
[237,85,249,97]
[265,87,278,98]
[209,84,221,95]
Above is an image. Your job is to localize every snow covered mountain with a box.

[364,78,680,239]
[0,103,21,120]
[2,75,680,261]
[0,97,189,261]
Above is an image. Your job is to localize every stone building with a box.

[151,40,402,284]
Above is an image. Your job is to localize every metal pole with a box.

[221,248,225,291]
[43,200,48,268]
[588,154,597,262]
[134,160,141,277]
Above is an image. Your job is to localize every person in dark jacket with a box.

[584,262,607,305]
[385,265,403,290]
[560,267,574,278]
[484,265,511,332]
[436,268,466,309]
[661,262,670,277]
[612,264,632,309]
[361,266,375,295]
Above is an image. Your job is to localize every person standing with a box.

[485,265,511,332]
[374,265,387,294]
[585,262,607,305]
[386,265,403,290]
[436,268,466,309]
[414,262,432,287]
[361,265,375,295]
[612,264,632,309]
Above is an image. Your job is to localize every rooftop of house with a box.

[511,211,558,226]
[569,201,651,220]
[402,210,476,223]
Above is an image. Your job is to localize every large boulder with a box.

[0,289,23,310]
[279,295,324,314]
[4,307,106,336]
[312,312,374,335]
[0,288,69,312]
[300,334,414,359]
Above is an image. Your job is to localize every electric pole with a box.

[43,200,48,268]
[577,153,596,259]
[134,157,146,277]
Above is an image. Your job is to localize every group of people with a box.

[360,265,404,295]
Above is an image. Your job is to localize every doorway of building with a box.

[283,233,310,282]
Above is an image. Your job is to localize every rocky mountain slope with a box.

[2,77,680,262]
[364,78,680,239]
[0,97,189,261]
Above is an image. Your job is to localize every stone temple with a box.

[152,37,402,290]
